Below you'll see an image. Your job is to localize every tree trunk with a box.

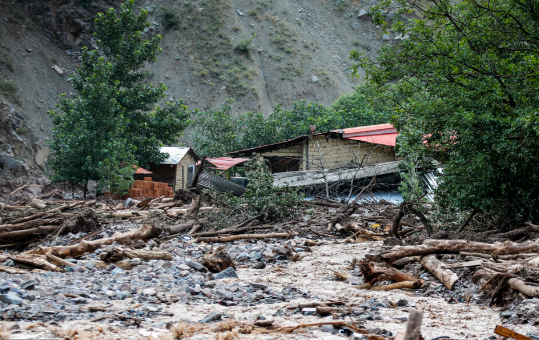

[420,254,459,290]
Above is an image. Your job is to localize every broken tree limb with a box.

[0,218,63,233]
[9,201,86,224]
[369,281,422,291]
[0,184,44,222]
[44,250,76,268]
[315,306,353,316]
[192,223,272,238]
[195,233,293,243]
[25,224,162,257]
[403,310,423,340]
[10,254,62,272]
[419,255,459,290]
[201,246,235,273]
[0,265,29,274]
[189,156,206,190]
[358,260,424,286]
[457,207,479,232]
[276,321,363,334]
[392,202,432,237]
[381,239,539,262]
[508,278,539,297]
[166,221,198,235]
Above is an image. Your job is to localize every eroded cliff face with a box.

[0,0,402,191]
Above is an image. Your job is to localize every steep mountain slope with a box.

[0,0,399,191]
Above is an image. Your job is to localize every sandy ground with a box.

[6,240,538,339]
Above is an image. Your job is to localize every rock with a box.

[382,34,390,41]
[116,291,131,300]
[321,324,338,334]
[53,65,64,75]
[250,252,262,261]
[347,276,361,285]
[236,8,244,16]
[20,280,35,290]
[84,262,96,270]
[130,258,142,266]
[250,282,268,290]
[274,246,289,255]
[0,281,11,293]
[0,293,23,305]
[312,76,320,83]
[235,253,250,261]
[0,152,20,170]
[201,311,222,323]
[179,270,190,277]
[252,262,266,269]
[263,250,276,262]
[357,9,369,20]
[110,267,124,275]
[201,288,212,298]
[186,261,208,273]
[386,11,396,20]
[143,288,157,296]
[213,267,238,280]
[177,264,191,271]
[216,289,233,300]
[397,299,408,307]
[276,255,288,261]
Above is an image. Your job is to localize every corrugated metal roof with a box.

[160,147,191,165]
[338,124,396,137]
[135,167,153,174]
[345,132,398,146]
[206,157,251,170]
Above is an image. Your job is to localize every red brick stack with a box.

[128,177,174,199]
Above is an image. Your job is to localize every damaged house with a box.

[227,124,402,188]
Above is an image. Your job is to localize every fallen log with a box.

[192,224,272,238]
[0,218,63,233]
[195,233,293,243]
[166,221,198,235]
[29,198,46,209]
[25,224,162,257]
[508,278,539,297]
[381,239,539,262]
[369,281,422,291]
[420,255,459,290]
[358,260,424,286]
[9,201,86,224]
[0,184,44,222]
[287,301,345,309]
[0,265,29,274]
[0,225,63,242]
[276,321,363,334]
[315,306,353,316]
[99,248,172,262]
[10,254,62,272]
[45,250,77,268]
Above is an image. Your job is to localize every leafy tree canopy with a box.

[353,0,539,223]
[48,0,190,193]
[190,85,391,157]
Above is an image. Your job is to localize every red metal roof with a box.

[345,132,399,146]
[135,167,153,174]
[205,157,251,170]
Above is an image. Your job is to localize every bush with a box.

[0,80,20,105]
[234,34,256,54]
[210,157,304,227]
[160,7,180,30]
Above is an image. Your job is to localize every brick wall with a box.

[260,144,304,158]
[305,135,397,170]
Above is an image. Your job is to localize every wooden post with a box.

[403,310,423,340]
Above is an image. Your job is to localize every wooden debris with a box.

[195,233,293,243]
[358,260,424,286]
[276,320,363,334]
[369,281,422,291]
[420,255,459,290]
[494,325,533,340]
[201,245,235,273]
[403,310,423,340]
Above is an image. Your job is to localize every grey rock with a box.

[71,297,86,304]
[179,270,190,277]
[250,252,262,261]
[2,259,14,267]
[0,281,11,293]
[321,324,338,334]
[213,267,238,280]
[116,291,131,300]
[347,276,361,285]
[177,264,191,271]
[201,311,222,323]
[216,289,233,300]
[382,34,390,41]
[397,299,408,307]
[111,267,124,275]
[84,262,96,270]
[20,280,35,290]
[357,9,369,20]
[312,76,320,83]
[201,288,212,298]
[250,282,268,290]
[0,293,23,305]
[252,262,266,269]
[235,253,250,261]
[186,261,208,273]
[274,246,289,255]
[236,8,244,16]
[276,255,288,261]
[0,152,20,170]
[130,258,142,266]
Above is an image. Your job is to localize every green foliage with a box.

[190,88,391,157]
[234,33,256,55]
[0,80,20,105]
[212,157,304,226]
[76,0,94,7]
[48,0,190,192]
[159,7,180,30]
[96,159,135,195]
[352,0,539,224]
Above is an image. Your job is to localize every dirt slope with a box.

[0,0,398,186]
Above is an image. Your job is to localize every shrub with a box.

[234,33,256,54]
[160,7,180,30]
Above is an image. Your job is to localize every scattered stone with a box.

[252,262,266,269]
[216,289,233,300]
[236,8,244,16]
[130,258,142,266]
[347,276,361,285]
[397,299,408,307]
[186,261,208,273]
[20,280,35,290]
[110,267,124,275]
[0,293,23,305]
[250,282,269,290]
[382,34,390,41]
[0,281,11,293]
[357,9,369,20]
[312,76,320,83]
[213,267,238,280]
[52,65,64,75]
[201,311,222,323]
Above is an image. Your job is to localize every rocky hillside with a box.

[0,0,402,192]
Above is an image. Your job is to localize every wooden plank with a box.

[494,325,533,340]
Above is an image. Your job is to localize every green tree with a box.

[353,0,539,225]
[48,0,190,195]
